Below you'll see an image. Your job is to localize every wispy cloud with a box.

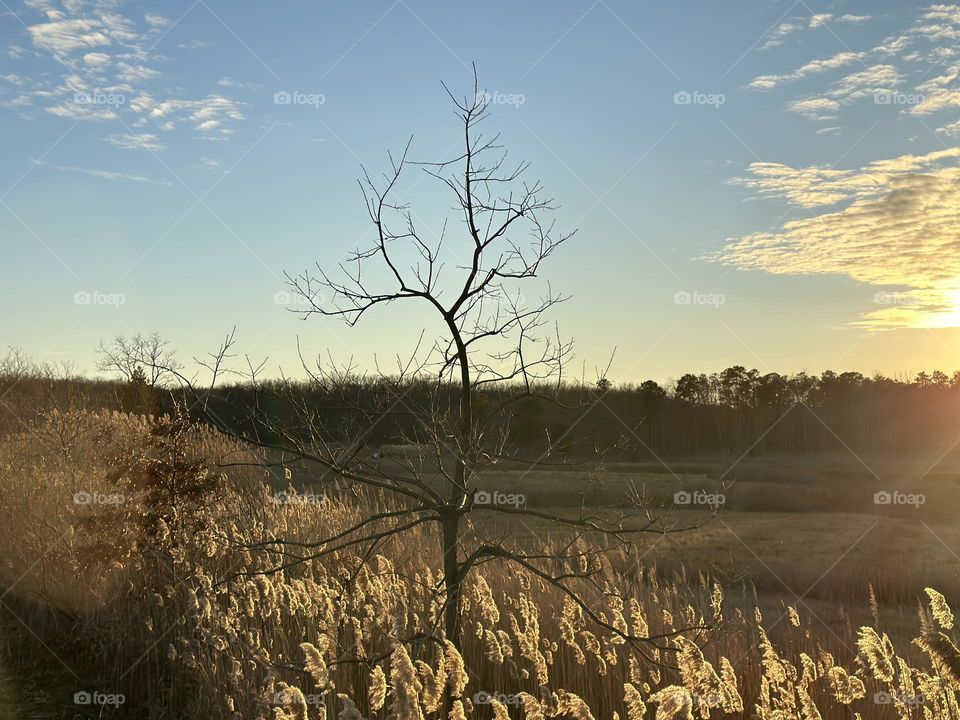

[747,5,960,137]
[56,164,172,186]
[713,149,960,329]
[129,93,245,139]
[785,96,839,121]
[809,14,832,29]
[837,15,872,24]
[1,0,247,142]
[217,76,260,91]
[105,132,164,151]
[760,21,803,51]
[749,51,865,90]
[830,64,902,99]
[144,13,168,28]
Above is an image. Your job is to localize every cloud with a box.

[715,149,960,329]
[196,157,226,172]
[217,76,260,90]
[760,21,802,50]
[116,62,159,82]
[913,4,960,41]
[746,4,960,136]
[130,93,245,137]
[910,89,960,116]
[56,164,172,186]
[728,148,960,207]
[105,132,164,151]
[27,17,110,55]
[82,50,109,66]
[46,103,116,119]
[8,1,247,145]
[937,119,960,136]
[829,64,903,100]
[748,51,865,90]
[144,13,168,28]
[4,94,33,109]
[780,65,901,120]
[785,96,839,120]
[0,73,28,86]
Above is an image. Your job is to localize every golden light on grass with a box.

[4,408,960,718]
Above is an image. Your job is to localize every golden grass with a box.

[1,408,959,719]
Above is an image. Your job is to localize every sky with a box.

[2,0,960,386]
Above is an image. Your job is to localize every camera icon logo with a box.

[874,491,892,505]
[674,91,692,105]
[474,490,492,505]
[274,91,292,105]
[74,691,92,705]
[673,490,692,505]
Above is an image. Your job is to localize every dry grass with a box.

[0,660,15,720]
[1,409,959,719]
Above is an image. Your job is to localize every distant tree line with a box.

[210,366,960,459]
[5,348,959,460]
[596,367,960,457]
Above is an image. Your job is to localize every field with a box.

[471,458,960,646]
[1,409,959,719]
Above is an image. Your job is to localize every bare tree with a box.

[100,72,716,691]
[97,332,181,388]
[232,69,714,655]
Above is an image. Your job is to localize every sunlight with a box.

[922,286,960,329]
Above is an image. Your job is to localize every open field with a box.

[299,454,960,608]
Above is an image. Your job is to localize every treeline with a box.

[3,352,960,459]
[200,367,960,458]
[598,367,960,456]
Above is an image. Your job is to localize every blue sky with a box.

[3,0,960,384]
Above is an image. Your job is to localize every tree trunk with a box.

[442,327,471,647]
[441,510,462,646]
